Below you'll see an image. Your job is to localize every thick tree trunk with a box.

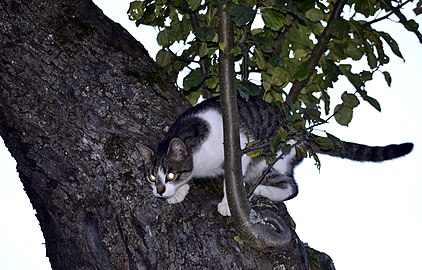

[0,1,334,269]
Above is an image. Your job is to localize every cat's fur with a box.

[136,96,413,216]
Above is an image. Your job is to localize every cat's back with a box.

[186,96,284,141]
[164,96,284,148]
[237,97,285,141]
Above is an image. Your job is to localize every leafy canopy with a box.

[128,0,421,156]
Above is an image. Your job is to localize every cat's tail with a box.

[308,135,414,162]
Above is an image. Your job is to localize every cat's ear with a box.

[135,143,155,164]
[167,138,188,162]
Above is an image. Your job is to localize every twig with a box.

[364,0,412,26]
[381,0,422,43]
[247,153,283,199]
[288,0,348,103]
[247,141,300,200]
[242,141,271,155]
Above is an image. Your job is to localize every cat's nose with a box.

[156,184,166,195]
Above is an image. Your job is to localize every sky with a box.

[1,1,421,269]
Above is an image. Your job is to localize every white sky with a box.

[1,1,420,269]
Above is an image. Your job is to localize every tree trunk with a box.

[0,0,335,269]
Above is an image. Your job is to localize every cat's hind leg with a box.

[253,183,297,201]
[251,153,299,201]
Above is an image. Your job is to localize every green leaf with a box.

[311,151,321,171]
[334,104,353,126]
[305,8,324,22]
[345,43,364,60]
[294,62,309,81]
[341,92,360,108]
[382,71,392,87]
[268,66,289,87]
[195,27,215,42]
[252,34,274,53]
[295,145,307,161]
[321,90,331,115]
[364,96,381,112]
[355,0,376,17]
[270,127,287,153]
[415,1,422,15]
[155,50,173,67]
[315,136,333,150]
[187,0,201,11]
[322,60,340,84]
[285,25,313,49]
[415,0,422,14]
[128,1,145,21]
[339,64,362,90]
[219,42,226,52]
[199,42,208,57]
[253,48,268,70]
[237,81,261,101]
[183,69,205,90]
[157,29,171,47]
[360,70,372,82]
[363,94,381,112]
[364,42,377,69]
[186,90,202,105]
[228,4,256,26]
[330,19,350,39]
[404,19,419,32]
[206,76,219,89]
[245,142,264,158]
[262,9,286,31]
[379,32,403,59]
[281,144,292,156]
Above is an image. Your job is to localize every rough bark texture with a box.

[0,1,335,269]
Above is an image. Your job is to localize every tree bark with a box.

[0,0,335,269]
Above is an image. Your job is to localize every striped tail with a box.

[309,136,414,162]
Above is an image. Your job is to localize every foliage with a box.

[128,0,421,148]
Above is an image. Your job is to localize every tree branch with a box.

[218,3,293,250]
[364,0,412,26]
[381,0,422,43]
[288,0,347,103]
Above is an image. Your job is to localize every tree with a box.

[128,0,421,126]
[0,0,335,269]
[128,0,420,256]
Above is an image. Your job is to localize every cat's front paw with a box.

[217,201,231,216]
[166,184,190,204]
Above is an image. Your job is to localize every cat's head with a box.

[135,138,193,199]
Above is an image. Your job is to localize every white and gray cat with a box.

[136,96,413,216]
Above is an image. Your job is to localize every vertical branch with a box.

[218,3,293,251]
[288,0,347,103]
[218,3,251,224]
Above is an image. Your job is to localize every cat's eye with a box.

[166,172,176,181]
[148,174,156,182]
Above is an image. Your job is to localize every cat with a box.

[135,96,413,216]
